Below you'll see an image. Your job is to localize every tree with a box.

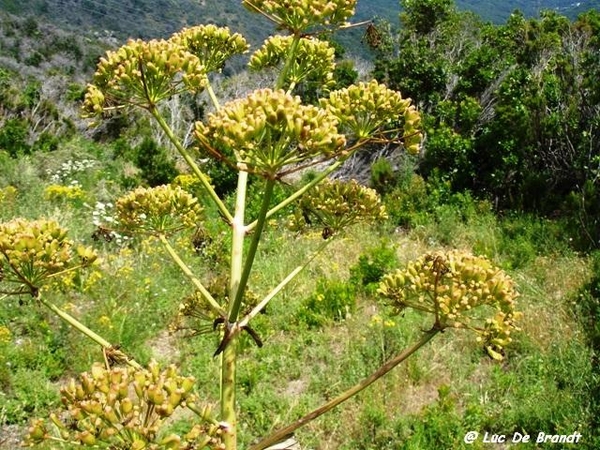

[400,0,455,35]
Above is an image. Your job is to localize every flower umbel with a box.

[322,79,422,152]
[116,185,202,236]
[195,88,345,178]
[26,361,225,449]
[243,0,357,33]
[378,250,521,360]
[288,179,387,237]
[0,219,97,296]
[169,25,249,74]
[83,39,208,115]
[250,36,336,90]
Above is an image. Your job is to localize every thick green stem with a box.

[37,294,141,369]
[229,178,275,321]
[149,107,233,224]
[158,234,224,316]
[220,338,237,448]
[221,170,249,450]
[249,328,440,450]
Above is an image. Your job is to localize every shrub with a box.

[134,137,179,187]
[349,242,398,294]
[370,157,397,195]
[296,278,357,328]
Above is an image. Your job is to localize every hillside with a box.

[2,0,599,44]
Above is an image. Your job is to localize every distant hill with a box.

[2,0,599,44]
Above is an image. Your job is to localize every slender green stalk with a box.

[239,238,332,328]
[206,82,221,110]
[248,328,440,450]
[229,178,275,321]
[149,106,233,224]
[37,294,141,369]
[277,34,301,90]
[158,234,225,316]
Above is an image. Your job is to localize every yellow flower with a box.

[0,326,12,344]
[243,0,356,33]
[195,88,345,179]
[44,184,87,203]
[116,185,202,236]
[378,250,520,360]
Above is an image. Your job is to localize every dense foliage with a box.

[374,1,600,248]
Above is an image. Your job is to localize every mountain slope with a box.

[2,0,599,44]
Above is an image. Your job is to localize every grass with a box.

[0,139,599,449]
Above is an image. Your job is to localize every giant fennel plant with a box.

[0,1,521,449]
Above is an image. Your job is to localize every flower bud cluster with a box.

[243,0,356,33]
[116,185,202,236]
[288,179,387,236]
[378,250,520,359]
[26,361,224,449]
[0,219,97,294]
[250,36,335,89]
[322,80,422,152]
[83,38,208,115]
[170,25,249,74]
[195,88,345,178]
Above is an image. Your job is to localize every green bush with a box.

[349,242,398,294]
[134,137,179,187]
[384,174,429,228]
[0,118,30,157]
[296,278,357,328]
[370,157,397,195]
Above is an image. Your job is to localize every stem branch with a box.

[158,234,224,316]
[249,328,440,450]
[149,107,233,224]
[37,294,141,369]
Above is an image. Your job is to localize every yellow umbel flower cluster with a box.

[116,185,202,236]
[27,361,225,449]
[0,219,97,295]
[170,25,249,73]
[195,88,345,178]
[378,250,520,360]
[322,80,422,153]
[84,39,207,114]
[288,179,387,237]
[250,36,336,89]
[83,24,248,116]
[243,0,356,33]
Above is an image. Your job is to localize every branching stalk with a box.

[249,328,440,450]
[276,34,301,90]
[206,82,221,110]
[158,234,225,315]
[229,178,275,321]
[149,106,233,224]
[239,238,332,327]
[37,294,141,369]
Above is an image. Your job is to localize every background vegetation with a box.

[1,0,599,448]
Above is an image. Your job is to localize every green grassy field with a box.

[0,139,598,449]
